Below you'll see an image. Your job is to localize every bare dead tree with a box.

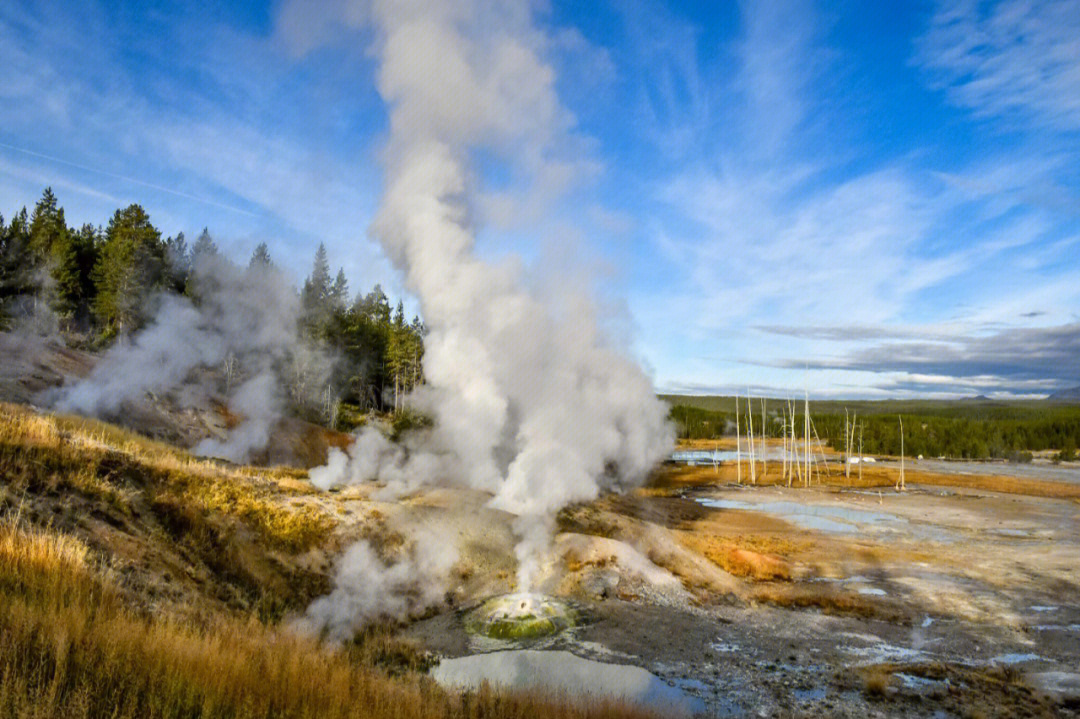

[746,389,756,485]
[735,394,742,485]
[223,352,238,394]
[897,415,906,491]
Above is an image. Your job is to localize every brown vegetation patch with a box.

[751,582,908,623]
[653,460,1080,500]
[675,532,792,581]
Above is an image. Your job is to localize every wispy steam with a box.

[55,254,335,462]
[301,0,672,598]
[301,526,459,641]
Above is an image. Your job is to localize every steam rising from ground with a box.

[55,256,334,462]
[304,0,673,596]
[301,526,458,642]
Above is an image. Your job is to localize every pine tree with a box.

[70,224,100,325]
[48,230,82,319]
[190,228,218,264]
[302,244,331,303]
[164,232,190,293]
[28,187,66,261]
[92,204,165,337]
[0,208,34,320]
[301,243,333,331]
[329,268,348,309]
[184,229,219,300]
[357,283,391,324]
[248,242,273,270]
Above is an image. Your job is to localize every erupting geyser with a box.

[301,0,672,635]
[465,594,576,640]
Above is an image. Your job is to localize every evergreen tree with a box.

[248,242,273,270]
[69,224,100,324]
[190,228,218,264]
[92,204,165,337]
[356,283,391,324]
[28,187,66,261]
[302,244,331,304]
[301,243,333,331]
[47,229,82,319]
[164,232,190,293]
[184,229,219,300]
[329,268,349,309]
[0,208,33,320]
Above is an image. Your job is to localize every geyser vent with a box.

[464,593,576,640]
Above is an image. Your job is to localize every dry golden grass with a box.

[0,442,662,719]
[0,534,658,718]
[0,512,95,609]
[861,665,893,697]
[0,402,336,553]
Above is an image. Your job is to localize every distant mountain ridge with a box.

[1048,386,1080,401]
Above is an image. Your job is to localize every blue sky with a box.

[2,0,1078,398]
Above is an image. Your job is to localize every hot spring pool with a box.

[431,649,705,716]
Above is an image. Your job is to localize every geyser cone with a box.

[465,593,575,640]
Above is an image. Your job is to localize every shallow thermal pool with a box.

[696,497,902,533]
[670,448,788,464]
[430,649,706,716]
[695,496,956,543]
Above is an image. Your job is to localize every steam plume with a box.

[303,0,673,592]
[301,524,459,641]
[55,254,335,462]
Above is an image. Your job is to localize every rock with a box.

[580,568,620,599]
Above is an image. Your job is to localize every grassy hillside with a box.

[0,403,656,719]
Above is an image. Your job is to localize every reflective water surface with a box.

[431,649,706,716]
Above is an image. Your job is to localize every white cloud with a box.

[635,0,1080,398]
[915,0,1080,130]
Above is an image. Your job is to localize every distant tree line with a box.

[668,403,1080,459]
[0,188,424,423]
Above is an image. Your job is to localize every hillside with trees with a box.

[0,188,424,429]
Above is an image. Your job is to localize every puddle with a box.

[844,642,927,663]
[857,587,888,596]
[897,673,949,693]
[673,677,709,693]
[990,528,1032,538]
[430,650,706,716]
[1031,605,1058,613]
[990,653,1042,665]
[792,687,827,702]
[711,642,741,654]
[1032,624,1080,632]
